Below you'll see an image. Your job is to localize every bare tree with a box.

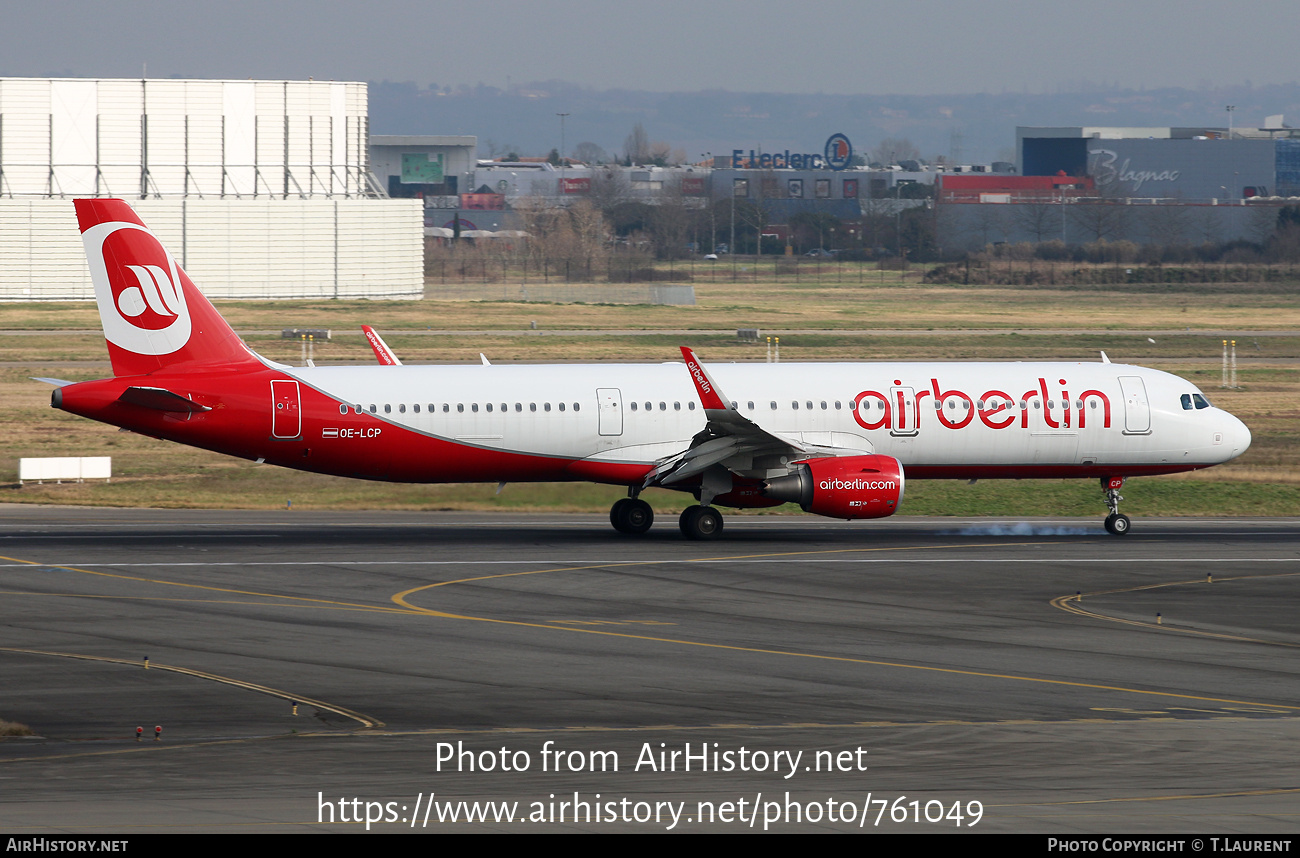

[1145,203,1193,247]
[969,203,1008,246]
[1069,177,1130,242]
[1013,199,1061,243]
[624,123,650,165]
[868,137,921,167]
[587,168,632,214]
[572,141,608,165]
[1193,207,1225,245]
[651,177,692,259]
[515,197,611,280]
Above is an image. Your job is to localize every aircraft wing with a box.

[648,347,816,487]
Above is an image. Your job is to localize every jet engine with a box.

[762,454,905,520]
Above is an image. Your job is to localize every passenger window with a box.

[573,403,580,412]
[414,404,421,413]
[820,401,827,410]
[471,403,479,413]
[559,402,565,412]
[688,402,696,411]
[515,403,523,412]
[544,402,551,412]
[673,402,680,411]
[338,404,347,415]
[370,405,377,413]
[792,401,799,410]
[442,404,450,413]
[399,404,406,413]
[771,401,778,410]
[631,401,638,411]
[457,403,464,413]
[659,402,666,411]
[486,403,493,412]
[530,403,537,412]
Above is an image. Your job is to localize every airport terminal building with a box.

[0,78,422,300]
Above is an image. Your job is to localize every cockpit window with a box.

[1180,394,1193,411]
[1182,393,1212,410]
[1193,393,1211,410]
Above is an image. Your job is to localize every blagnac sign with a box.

[732,133,853,171]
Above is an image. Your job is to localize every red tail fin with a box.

[75,199,259,377]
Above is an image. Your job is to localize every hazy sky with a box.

[4,0,1297,95]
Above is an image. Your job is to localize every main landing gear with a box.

[1102,476,1131,536]
[678,505,724,540]
[610,493,654,535]
[608,492,725,539]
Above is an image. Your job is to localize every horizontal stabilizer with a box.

[31,377,73,388]
[117,386,211,413]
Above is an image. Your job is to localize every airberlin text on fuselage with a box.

[852,377,1112,433]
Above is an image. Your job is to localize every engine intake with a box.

[762,454,905,520]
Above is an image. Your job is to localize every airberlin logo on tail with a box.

[120,264,182,321]
[82,221,192,356]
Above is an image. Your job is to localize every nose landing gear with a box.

[1102,476,1131,535]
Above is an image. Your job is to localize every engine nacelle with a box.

[762,454,905,520]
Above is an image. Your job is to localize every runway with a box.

[2,506,1299,833]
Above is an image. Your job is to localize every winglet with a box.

[680,346,729,411]
[361,325,402,366]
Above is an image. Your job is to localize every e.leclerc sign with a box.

[732,133,853,171]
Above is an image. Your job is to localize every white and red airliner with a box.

[49,199,1251,538]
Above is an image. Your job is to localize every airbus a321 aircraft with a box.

[49,199,1251,538]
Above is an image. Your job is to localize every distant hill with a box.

[369,79,1300,166]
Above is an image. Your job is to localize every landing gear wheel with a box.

[610,498,631,530]
[611,498,653,535]
[1104,513,1131,536]
[679,505,723,540]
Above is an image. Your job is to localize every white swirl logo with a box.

[82,221,192,356]
[119,265,181,319]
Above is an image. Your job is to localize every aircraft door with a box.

[271,379,302,439]
[1118,376,1151,435]
[889,385,919,437]
[596,388,623,436]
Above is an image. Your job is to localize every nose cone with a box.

[1221,411,1251,462]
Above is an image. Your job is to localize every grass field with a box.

[3,268,1297,517]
